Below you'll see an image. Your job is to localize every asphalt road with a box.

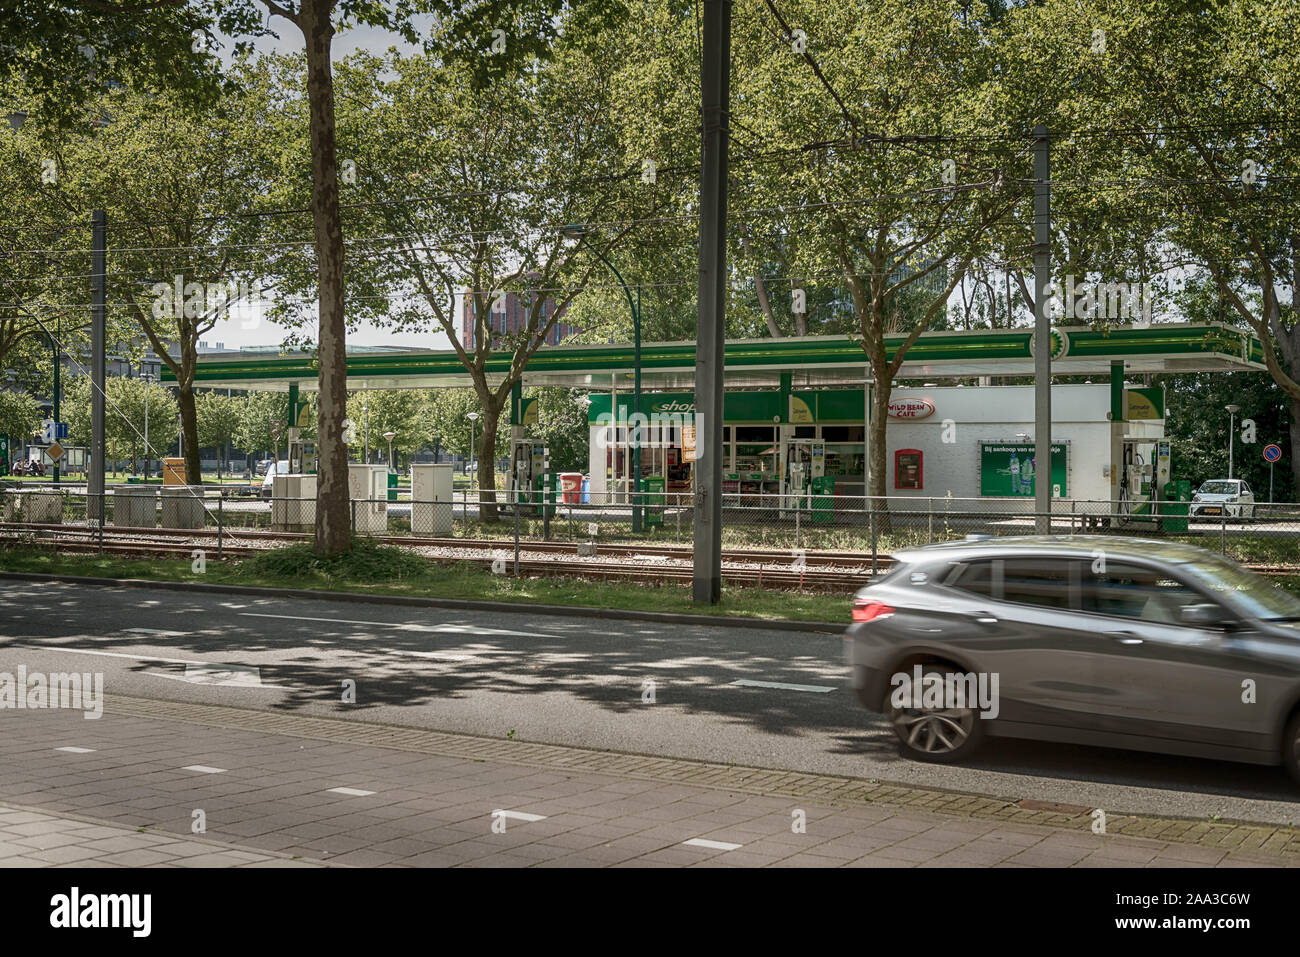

[2,579,1299,826]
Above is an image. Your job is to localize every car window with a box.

[1199,481,1237,494]
[1180,555,1300,622]
[951,558,1080,610]
[1081,562,1208,624]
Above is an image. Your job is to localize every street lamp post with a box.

[383,430,396,471]
[1226,404,1241,480]
[561,224,642,532]
[140,372,155,479]
[467,412,480,492]
[49,314,61,484]
[362,401,369,464]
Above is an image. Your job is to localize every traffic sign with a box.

[40,418,55,443]
[46,442,65,462]
[1263,444,1282,463]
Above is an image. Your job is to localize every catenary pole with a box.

[694,0,731,603]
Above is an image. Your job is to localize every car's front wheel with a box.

[886,665,987,763]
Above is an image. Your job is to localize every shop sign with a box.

[887,398,936,420]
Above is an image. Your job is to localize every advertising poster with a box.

[979,442,1068,497]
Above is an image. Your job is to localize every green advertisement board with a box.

[979,442,1068,497]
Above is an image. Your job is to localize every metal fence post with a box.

[217,492,224,560]
[795,493,801,550]
[869,496,877,575]
[928,497,934,543]
[514,501,521,576]
[351,498,357,535]
[1221,510,1227,554]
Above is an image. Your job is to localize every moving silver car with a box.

[846,536,1300,783]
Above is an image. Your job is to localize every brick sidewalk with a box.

[0,695,1293,868]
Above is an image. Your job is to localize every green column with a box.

[287,382,300,431]
[1110,361,1125,423]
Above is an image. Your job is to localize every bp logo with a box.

[1027,328,1069,361]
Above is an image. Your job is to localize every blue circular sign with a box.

[1263,444,1282,462]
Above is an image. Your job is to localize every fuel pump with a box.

[1119,438,1158,518]
[782,439,821,515]
[509,439,549,514]
[287,428,304,475]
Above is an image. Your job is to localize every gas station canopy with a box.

[168,322,1266,392]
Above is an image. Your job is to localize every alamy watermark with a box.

[889,665,1000,720]
[0,667,104,719]
[1045,275,1155,323]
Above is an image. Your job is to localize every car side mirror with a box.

[1181,603,1232,628]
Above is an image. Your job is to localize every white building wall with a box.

[883,384,1157,502]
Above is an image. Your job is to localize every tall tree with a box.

[735,0,1018,511]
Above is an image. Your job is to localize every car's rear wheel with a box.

[1282,711,1300,787]
[886,665,987,763]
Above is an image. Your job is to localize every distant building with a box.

[459,290,575,350]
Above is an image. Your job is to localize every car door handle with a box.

[1105,631,1144,645]
[973,611,999,624]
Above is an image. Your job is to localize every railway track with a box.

[3,521,1297,592]
[0,523,872,592]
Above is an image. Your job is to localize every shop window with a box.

[895,449,923,490]
[735,426,774,442]
[794,426,816,438]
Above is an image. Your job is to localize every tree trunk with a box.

[478,404,502,523]
[177,384,201,484]
[868,376,892,532]
[301,0,350,556]
[1290,395,1300,503]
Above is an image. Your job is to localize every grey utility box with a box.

[161,486,206,530]
[113,486,157,528]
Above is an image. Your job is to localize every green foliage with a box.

[241,538,431,583]
[527,388,590,472]
[0,389,42,448]
[62,374,177,470]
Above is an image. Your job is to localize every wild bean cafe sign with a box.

[887,398,936,420]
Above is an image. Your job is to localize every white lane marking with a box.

[729,679,835,693]
[182,765,227,774]
[496,810,547,822]
[55,747,95,754]
[183,663,265,687]
[13,645,200,666]
[683,838,743,851]
[240,613,559,639]
[390,650,479,662]
[12,644,283,686]
[142,670,285,689]
[327,787,376,797]
[123,628,186,637]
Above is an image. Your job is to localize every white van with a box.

[260,460,287,499]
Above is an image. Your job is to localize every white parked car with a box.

[1191,479,1255,520]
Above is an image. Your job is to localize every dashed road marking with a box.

[55,747,95,754]
[496,810,547,822]
[730,679,835,693]
[327,787,376,797]
[683,838,743,851]
[182,765,227,774]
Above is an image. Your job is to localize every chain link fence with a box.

[2,482,1298,571]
